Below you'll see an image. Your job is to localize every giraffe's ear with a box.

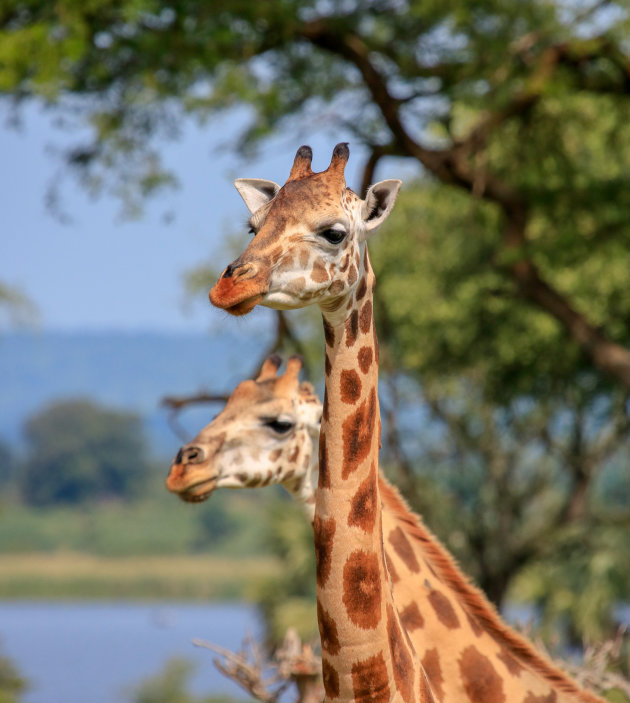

[234,178,281,214]
[361,179,402,237]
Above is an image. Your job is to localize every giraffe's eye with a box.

[263,418,295,435]
[319,228,346,245]
[248,226,256,236]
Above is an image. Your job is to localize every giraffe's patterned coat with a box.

[167,355,606,703]
[171,144,605,703]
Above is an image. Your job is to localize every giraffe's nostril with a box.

[222,262,258,282]
[175,445,206,465]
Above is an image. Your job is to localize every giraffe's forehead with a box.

[228,379,282,406]
[252,174,357,237]
[224,379,298,416]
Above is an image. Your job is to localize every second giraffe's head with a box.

[166,356,322,506]
[210,143,401,317]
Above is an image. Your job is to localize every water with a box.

[0,601,260,703]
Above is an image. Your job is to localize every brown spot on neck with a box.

[342,388,377,479]
[359,300,373,335]
[342,550,382,629]
[351,652,390,703]
[358,346,373,374]
[427,590,460,629]
[340,368,362,404]
[323,318,335,347]
[388,526,421,574]
[459,646,506,703]
[322,657,340,699]
[400,601,425,632]
[345,309,359,347]
[421,649,444,703]
[386,603,415,703]
[314,514,336,587]
[347,463,377,533]
[317,599,340,655]
[385,552,400,584]
[318,429,330,488]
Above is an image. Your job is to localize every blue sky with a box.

[1,104,389,333]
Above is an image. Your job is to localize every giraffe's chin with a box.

[177,478,218,503]
[223,294,264,316]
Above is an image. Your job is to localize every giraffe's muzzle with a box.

[210,260,267,316]
[166,444,219,503]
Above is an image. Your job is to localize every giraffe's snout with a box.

[166,443,219,502]
[210,260,267,316]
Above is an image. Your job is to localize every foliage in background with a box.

[252,496,317,648]
[0,648,26,703]
[0,441,15,491]
[367,181,630,640]
[0,283,36,329]
[18,399,152,505]
[127,658,243,703]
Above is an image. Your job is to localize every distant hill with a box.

[0,330,267,458]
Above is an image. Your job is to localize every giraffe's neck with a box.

[378,479,605,703]
[315,248,431,703]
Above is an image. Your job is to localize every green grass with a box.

[0,489,281,557]
[0,487,291,599]
[0,552,280,600]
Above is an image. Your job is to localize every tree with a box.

[0,440,15,489]
[368,182,630,635]
[0,283,36,329]
[19,398,151,505]
[2,1,630,385]
[0,647,27,703]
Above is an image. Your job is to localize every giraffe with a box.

[210,142,433,703]
[204,143,607,703]
[166,354,321,519]
[168,357,606,703]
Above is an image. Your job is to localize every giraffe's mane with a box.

[378,477,605,703]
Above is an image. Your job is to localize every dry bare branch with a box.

[194,628,324,703]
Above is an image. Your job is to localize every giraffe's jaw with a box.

[171,476,218,503]
[178,479,218,503]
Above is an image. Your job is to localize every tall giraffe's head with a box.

[166,356,322,507]
[210,143,401,317]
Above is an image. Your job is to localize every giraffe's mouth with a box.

[223,294,265,316]
[209,274,267,317]
[166,462,219,503]
[175,477,219,503]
